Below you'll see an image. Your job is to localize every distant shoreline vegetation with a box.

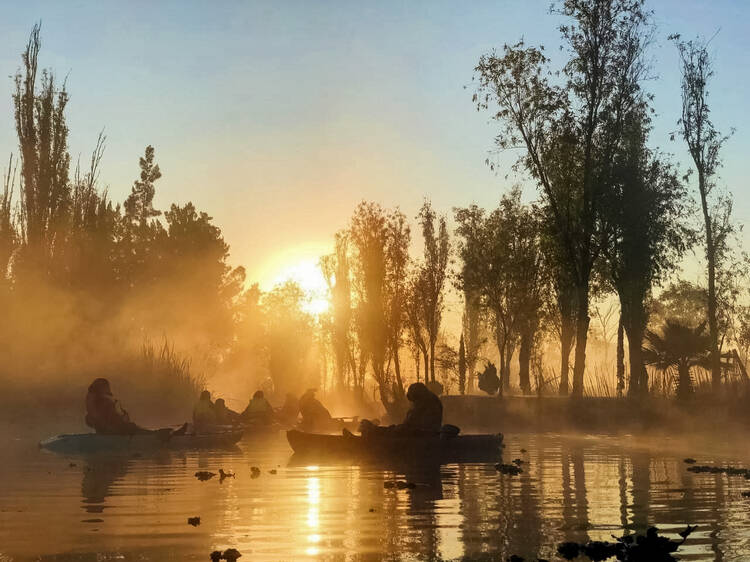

[2,4,750,427]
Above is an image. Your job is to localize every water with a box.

[1,431,750,560]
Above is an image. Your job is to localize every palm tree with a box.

[642,320,711,399]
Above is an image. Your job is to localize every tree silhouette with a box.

[643,320,711,399]
[416,200,449,384]
[474,0,652,396]
[601,108,690,396]
[674,36,734,393]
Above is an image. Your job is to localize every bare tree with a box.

[674,35,733,392]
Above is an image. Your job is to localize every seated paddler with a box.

[299,388,334,431]
[241,390,274,425]
[358,382,443,438]
[85,378,152,435]
[193,390,218,427]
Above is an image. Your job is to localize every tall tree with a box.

[416,200,449,383]
[601,109,690,396]
[384,211,411,399]
[474,0,651,396]
[674,36,733,392]
[406,269,429,382]
[456,190,545,392]
[349,201,409,413]
[13,23,71,272]
[454,204,485,393]
[320,232,353,391]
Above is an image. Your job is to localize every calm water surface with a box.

[1,431,750,560]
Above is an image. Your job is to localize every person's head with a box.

[215,398,226,410]
[88,378,112,395]
[302,388,316,399]
[406,382,429,403]
[253,390,264,400]
[200,390,211,402]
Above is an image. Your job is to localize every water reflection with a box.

[1,433,750,559]
[80,455,129,514]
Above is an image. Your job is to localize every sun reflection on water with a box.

[306,474,321,556]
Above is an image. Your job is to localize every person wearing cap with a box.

[85,378,151,435]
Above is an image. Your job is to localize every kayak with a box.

[39,429,243,455]
[286,430,503,462]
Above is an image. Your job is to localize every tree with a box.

[643,320,710,399]
[13,22,71,274]
[0,156,18,284]
[454,204,485,393]
[456,190,545,393]
[474,0,652,396]
[674,36,734,393]
[320,232,353,391]
[262,281,318,394]
[458,333,467,395]
[117,145,166,292]
[416,200,449,383]
[162,201,244,349]
[601,109,690,396]
[349,201,409,413]
[406,269,429,382]
[384,211,410,400]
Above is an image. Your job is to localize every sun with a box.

[270,258,330,316]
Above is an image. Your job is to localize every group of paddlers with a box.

[85,377,444,437]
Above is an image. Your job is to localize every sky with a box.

[0,0,748,291]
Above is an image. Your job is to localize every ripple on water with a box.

[1,433,750,560]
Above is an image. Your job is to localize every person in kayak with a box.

[277,392,300,426]
[193,390,218,427]
[85,378,151,435]
[214,398,241,425]
[357,382,443,437]
[241,390,274,425]
[299,389,334,430]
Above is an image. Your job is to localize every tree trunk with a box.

[677,363,693,399]
[571,283,590,397]
[519,330,532,395]
[625,324,645,397]
[414,352,420,383]
[559,311,574,396]
[707,248,721,392]
[422,347,429,383]
[392,342,404,396]
[616,315,624,397]
[429,339,436,383]
[502,353,512,392]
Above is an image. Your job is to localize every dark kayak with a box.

[286,429,503,462]
[40,429,243,455]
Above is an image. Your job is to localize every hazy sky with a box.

[1,0,748,289]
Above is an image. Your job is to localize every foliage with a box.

[643,320,711,398]
[474,0,653,396]
[455,189,546,392]
[415,200,449,384]
[674,35,734,392]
